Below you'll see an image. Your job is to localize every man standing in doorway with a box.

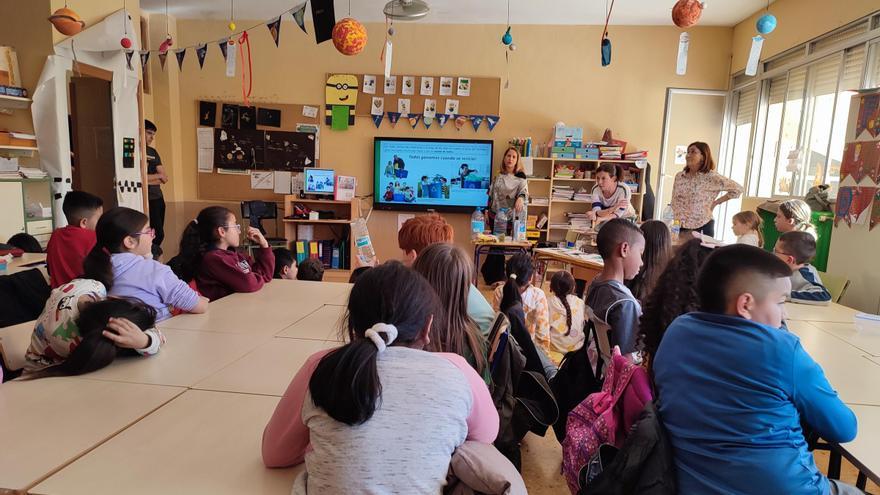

[145,119,167,258]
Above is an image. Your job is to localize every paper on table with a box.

[274,171,292,194]
[198,149,214,173]
[302,106,319,118]
[251,171,274,190]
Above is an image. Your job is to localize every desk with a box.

[276,304,347,342]
[194,337,337,396]
[785,302,859,323]
[806,321,880,358]
[0,319,34,370]
[0,377,183,492]
[532,247,604,286]
[32,390,303,495]
[3,252,48,280]
[837,405,880,487]
[472,240,532,284]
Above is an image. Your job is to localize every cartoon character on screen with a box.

[325,74,358,129]
[385,161,395,178]
[418,175,430,197]
[404,187,415,202]
[384,183,394,202]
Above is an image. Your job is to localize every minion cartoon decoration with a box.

[325,74,359,130]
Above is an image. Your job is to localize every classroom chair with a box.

[240,200,288,254]
[818,272,850,304]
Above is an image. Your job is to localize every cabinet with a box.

[282,197,359,283]
[0,178,54,247]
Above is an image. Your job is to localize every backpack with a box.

[550,320,604,443]
[562,347,653,494]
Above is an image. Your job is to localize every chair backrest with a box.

[818,271,850,304]
[241,201,277,236]
[0,320,35,372]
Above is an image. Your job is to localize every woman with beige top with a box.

[671,141,743,237]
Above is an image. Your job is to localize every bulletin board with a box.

[196,100,321,202]
[343,74,501,118]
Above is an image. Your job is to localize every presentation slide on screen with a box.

[375,140,492,207]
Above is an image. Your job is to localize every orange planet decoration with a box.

[332,18,368,56]
[49,7,86,36]
[671,0,704,29]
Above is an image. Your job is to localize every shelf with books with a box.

[282,196,358,273]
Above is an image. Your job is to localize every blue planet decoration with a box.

[502,26,512,45]
[756,14,777,35]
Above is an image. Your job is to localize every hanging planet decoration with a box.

[671,0,704,29]
[756,13,777,35]
[332,18,368,56]
[48,7,86,36]
[228,21,236,31]
[159,35,173,54]
[120,37,132,49]
[501,26,512,46]
[509,43,517,51]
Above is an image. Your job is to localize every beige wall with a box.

[0,1,53,135]
[157,20,733,262]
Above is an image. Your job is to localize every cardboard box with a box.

[551,146,576,153]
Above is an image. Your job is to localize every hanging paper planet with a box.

[48,7,86,36]
[502,26,512,46]
[228,21,236,31]
[159,35,173,54]
[756,14,777,35]
[509,43,517,51]
[332,18,368,56]
[120,37,132,49]
[671,0,704,29]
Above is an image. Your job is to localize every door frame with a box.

[656,88,728,219]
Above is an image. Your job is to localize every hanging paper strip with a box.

[485,115,500,131]
[158,52,167,70]
[196,43,208,68]
[387,112,401,127]
[225,39,236,78]
[745,35,764,76]
[408,115,421,129]
[267,16,282,47]
[436,114,449,128]
[871,189,880,231]
[124,50,135,70]
[219,38,229,60]
[140,50,150,70]
[423,116,433,129]
[291,2,308,34]
[372,113,384,128]
[175,49,187,71]
[238,31,253,106]
[676,32,689,76]
[470,115,484,131]
[453,114,468,131]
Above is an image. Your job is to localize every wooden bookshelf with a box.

[282,196,359,281]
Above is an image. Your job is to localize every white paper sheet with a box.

[384,75,397,94]
[456,77,471,97]
[274,171,292,194]
[420,77,434,96]
[402,76,415,95]
[371,97,384,116]
[302,106,318,118]
[362,75,377,94]
[225,41,236,77]
[198,149,214,173]
[197,127,213,149]
[676,32,689,76]
[197,127,215,172]
[251,170,274,190]
[439,76,453,96]
[292,172,304,195]
[745,36,764,76]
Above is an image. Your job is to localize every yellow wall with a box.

[159,20,733,262]
[0,1,53,135]
[731,0,878,73]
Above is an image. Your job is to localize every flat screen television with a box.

[373,137,493,213]
[304,168,335,195]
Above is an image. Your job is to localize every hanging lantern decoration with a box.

[756,13,777,35]
[332,18,368,56]
[49,7,86,36]
[501,26,512,46]
[671,0,704,29]
[159,35,173,54]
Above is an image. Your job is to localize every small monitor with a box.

[304,168,335,195]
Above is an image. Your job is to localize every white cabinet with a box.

[0,178,54,247]
[0,180,25,241]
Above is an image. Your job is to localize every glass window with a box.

[749,75,787,197]
[718,85,757,242]
[774,67,807,196]
[826,45,867,195]
[867,41,880,90]
[798,54,842,196]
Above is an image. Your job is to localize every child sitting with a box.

[492,252,550,355]
[732,210,763,247]
[177,206,275,301]
[273,248,297,280]
[348,266,371,284]
[83,207,208,321]
[46,191,103,288]
[547,270,586,364]
[585,218,644,365]
[626,220,672,303]
[296,258,325,282]
[774,231,831,305]
[587,163,636,224]
[24,278,163,374]
[653,244,857,495]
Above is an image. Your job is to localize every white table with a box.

[0,319,35,370]
[32,390,303,495]
[785,302,859,323]
[276,304,347,342]
[837,404,880,486]
[805,320,880,358]
[0,377,183,492]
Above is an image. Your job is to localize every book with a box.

[309,241,319,260]
[295,241,307,264]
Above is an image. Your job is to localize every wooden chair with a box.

[818,272,850,304]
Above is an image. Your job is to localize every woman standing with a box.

[482,147,529,284]
[671,142,743,237]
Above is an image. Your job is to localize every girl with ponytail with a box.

[262,262,498,493]
[547,270,586,364]
[82,207,207,322]
[493,252,551,354]
[172,206,274,301]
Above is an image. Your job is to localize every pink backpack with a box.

[561,347,653,494]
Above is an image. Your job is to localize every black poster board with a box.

[265,131,316,171]
[214,128,265,170]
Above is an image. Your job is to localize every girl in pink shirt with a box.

[262,262,498,494]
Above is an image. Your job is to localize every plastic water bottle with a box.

[494,208,509,237]
[671,219,681,242]
[661,204,675,227]
[513,210,527,242]
[351,218,377,267]
[471,208,485,240]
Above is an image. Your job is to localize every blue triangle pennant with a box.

[423,116,433,129]
[436,114,449,128]
[485,115,500,131]
[387,111,401,126]
[408,115,421,129]
[372,113,384,128]
[470,115,484,131]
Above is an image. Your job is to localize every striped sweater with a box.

[789,264,831,305]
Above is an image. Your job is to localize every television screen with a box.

[373,137,493,213]
[305,168,335,195]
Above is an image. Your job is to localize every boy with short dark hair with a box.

[585,218,645,361]
[654,244,858,495]
[272,248,297,280]
[46,190,103,288]
[775,231,832,305]
[145,119,168,258]
[296,258,324,282]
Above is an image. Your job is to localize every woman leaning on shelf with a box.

[670,141,743,237]
[481,147,528,285]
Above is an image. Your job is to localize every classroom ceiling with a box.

[140,0,775,27]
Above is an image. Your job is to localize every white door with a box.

[0,181,25,241]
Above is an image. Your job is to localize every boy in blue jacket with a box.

[775,230,832,305]
[654,244,859,495]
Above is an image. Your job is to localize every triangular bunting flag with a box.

[124,50,135,70]
[140,50,150,70]
[219,38,229,60]
[267,16,282,47]
[409,115,421,129]
[486,115,500,131]
[470,115,484,131]
[453,114,467,131]
[175,49,187,70]
[372,114,384,128]
[196,43,208,68]
[158,52,167,70]
[423,116,433,129]
[436,114,449,128]
[387,112,401,127]
[292,3,308,34]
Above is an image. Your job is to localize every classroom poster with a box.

[398,98,411,116]
[214,128,264,170]
[402,76,415,95]
[439,76,453,96]
[384,75,397,94]
[250,171,274,190]
[855,93,880,140]
[445,99,459,115]
[423,99,437,119]
[420,77,434,96]
[835,186,876,227]
[371,97,384,116]
[456,77,471,96]
[362,75,377,94]
[265,131,316,171]
[839,141,880,183]
[871,188,880,231]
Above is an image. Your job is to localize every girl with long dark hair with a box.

[547,270,586,364]
[627,219,672,303]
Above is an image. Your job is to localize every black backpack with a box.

[550,320,604,443]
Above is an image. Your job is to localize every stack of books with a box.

[19,167,47,179]
[552,186,574,201]
[624,150,647,160]
[573,188,592,202]
[567,212,592,231]
[530,196,550,206]
[599,146,623,159]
